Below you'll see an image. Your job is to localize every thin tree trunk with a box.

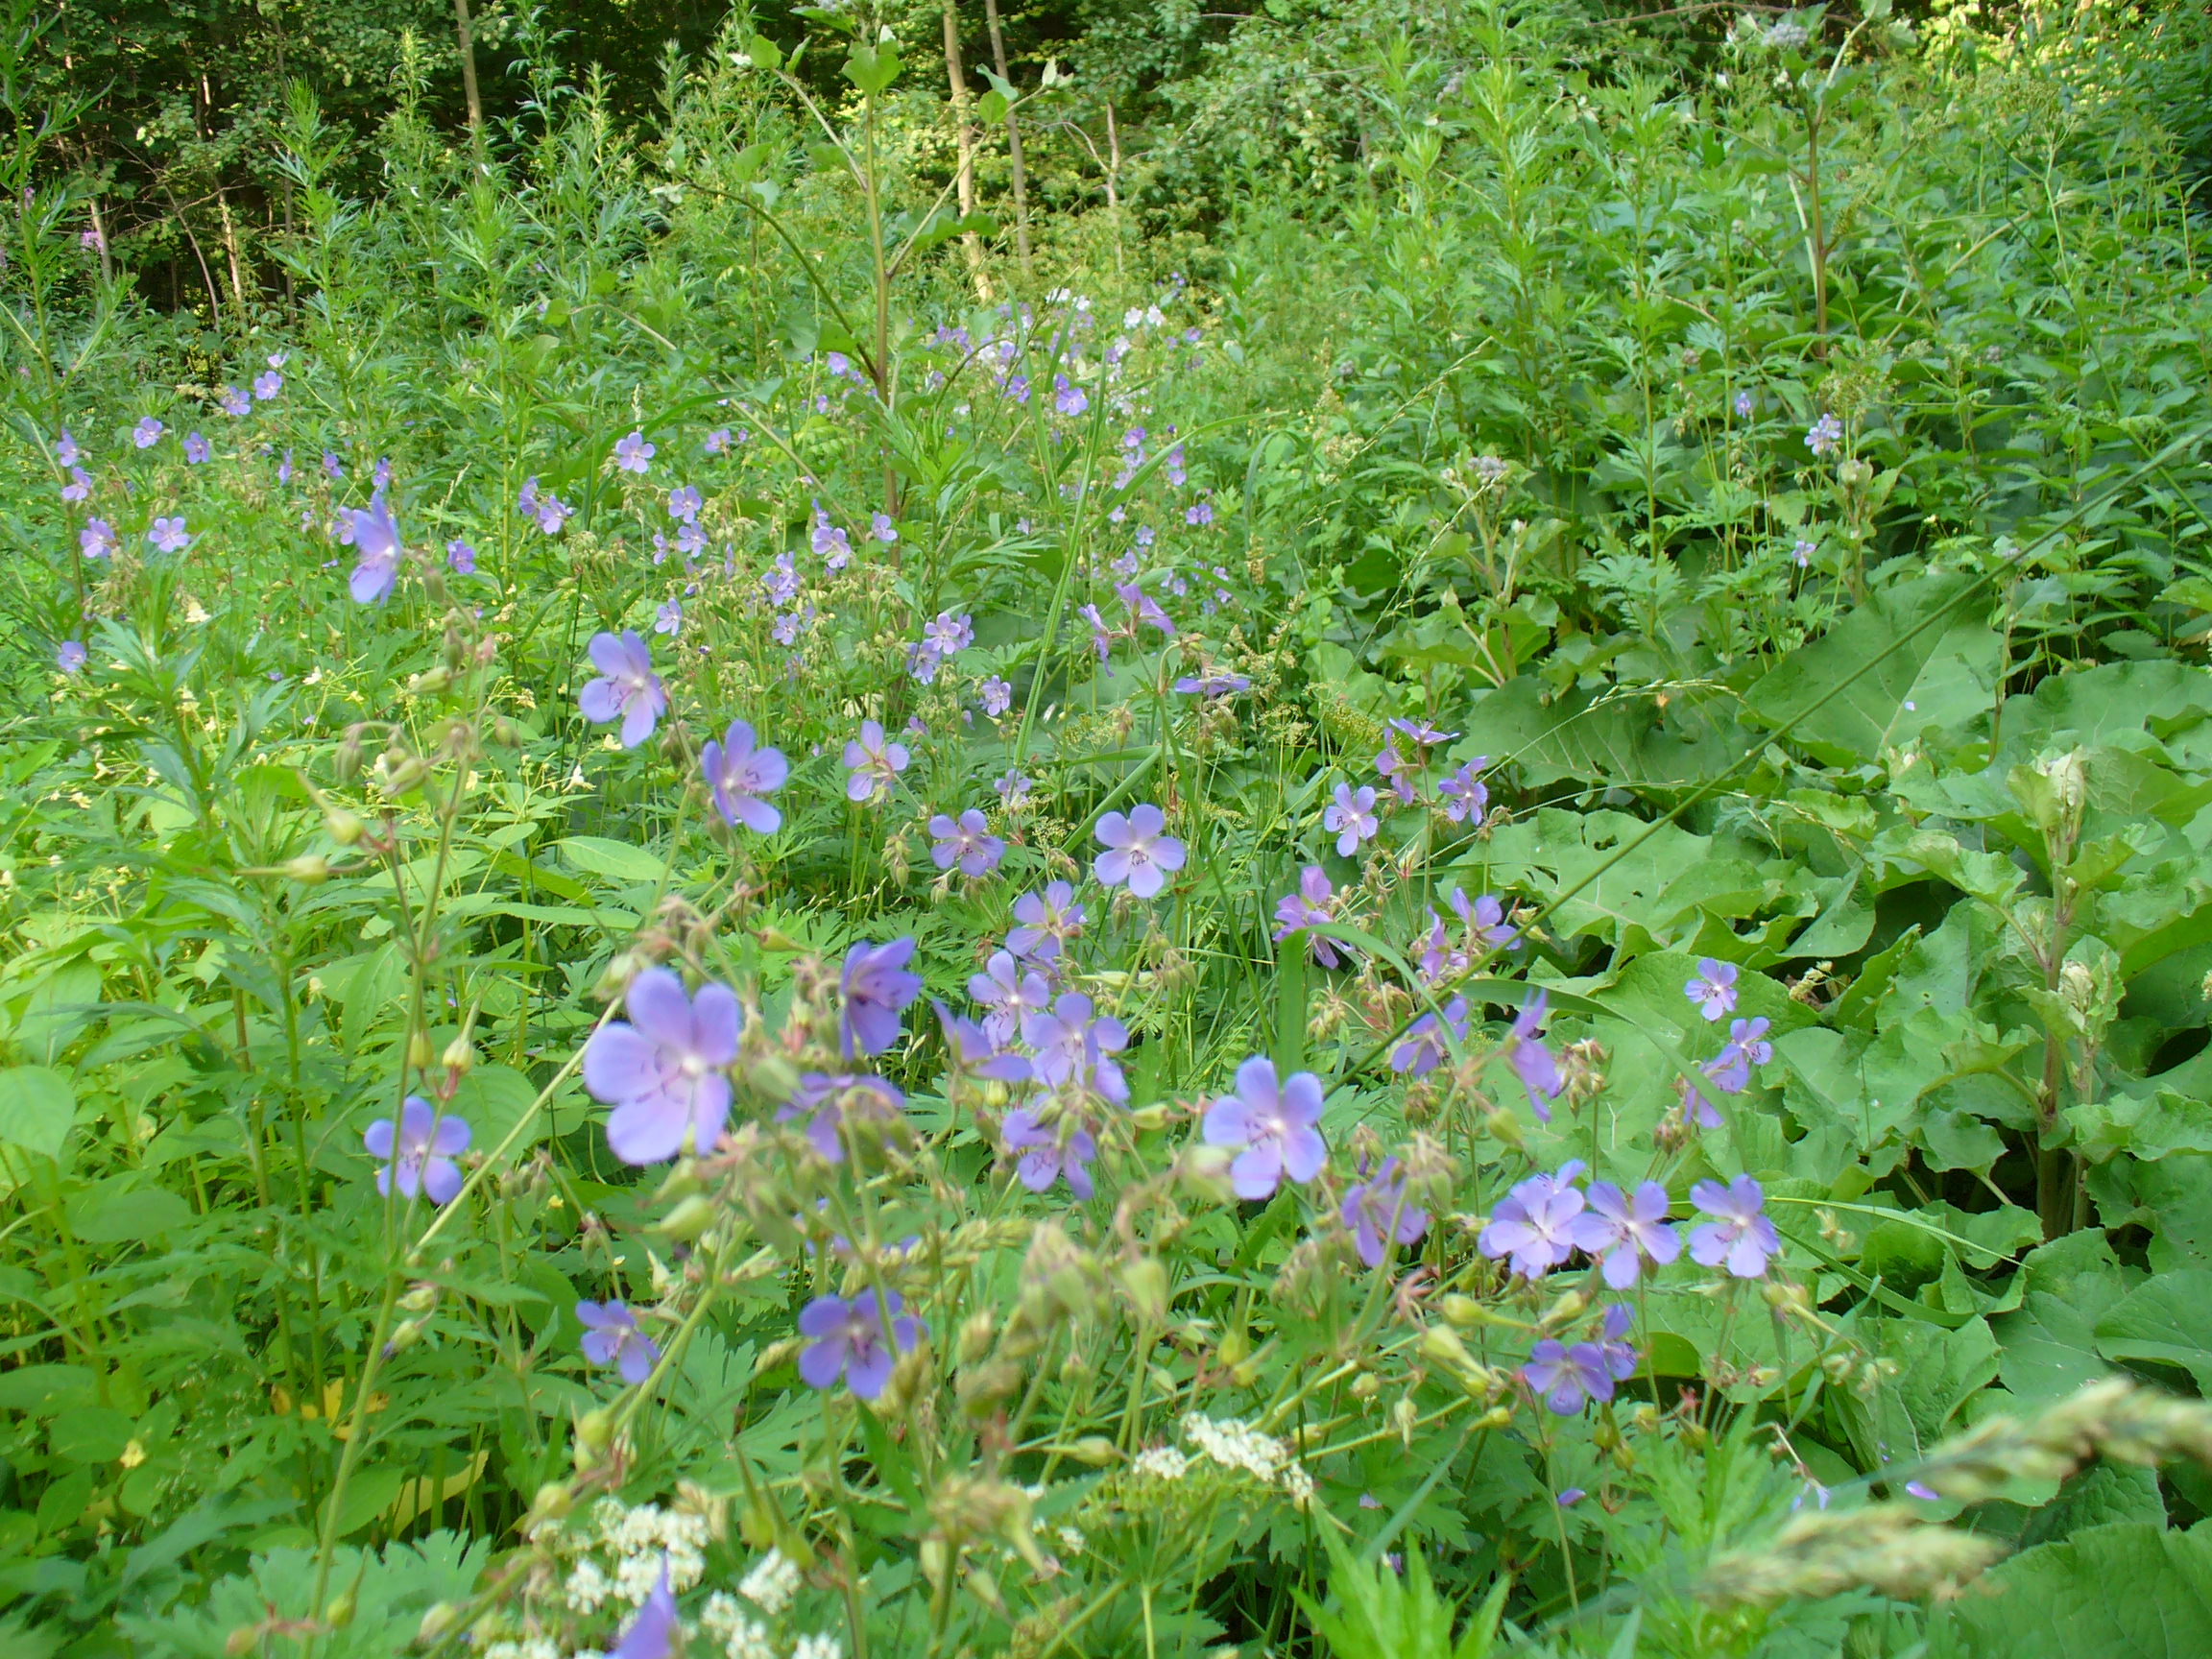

[1104,99,1123,278]
[941,0,992,300]
[980,0,1030,276]
[216,186,250,319]
[454,0,486,153]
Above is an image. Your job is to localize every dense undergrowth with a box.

[4,1,2212,1654]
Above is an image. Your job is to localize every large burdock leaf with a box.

[2094,1270,2212,1392]
[1741,572,1999,766]
[1937,1521,2212,1658]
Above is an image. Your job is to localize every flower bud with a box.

[440,1036,475,1075]
[1539,1289,1587,1330]
[1127,1102,1169,1132]
[408,1030,437,1071]
[387,1316,424,1352]
[1118,1258,1170,1327]
[1421,1325,1478,1372]
[1068,1435,1118,1466]
[380,756,431,798]
[418,1604,462,1645]
[334,735,365,782]
[656,1158,704,1204]
[408,666,453,698]
[745,1051,801,1105]
[325,1592,356,1628]
[530,1481,574,1526]
[325,808,366,846]
[652,1195,717,1241]
[281,854,330,883]
[397,1282,438,1313]
[575,1407,614,1458]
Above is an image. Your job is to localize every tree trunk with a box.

[454,0,486,153]
[940,0,992,300]
[980,0,1030,276]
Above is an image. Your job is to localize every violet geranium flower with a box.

[844,719,910,805]
[613,429,655,474]
[1272,866,1342,968]
[364,1095,469,1204]
[1689,1175,1782,1278]
[1008,881,1084,961]
[576,1300,661,1384]
[1022,993,1130,1102]
[798,1289,924,1399]
[344,491,402,603]
[1579,1180,1681,1288]
[933,1001,1033,1084]
[1704,1017,1773,1094]
[1203,1057,1327,1200]
[1523,1337,1633,1415]
[148,516,190,554]
[700,719,787,832]
[1500,991,1565,1118]
[1001,1108,1098,1198]
[1341,1157,1429,1268]
[578,630,667,748]
[1439,757,1490,824]
[1094,804,1186,899]
[968,950,1050,1046]
[581,967,742,1164]
[841,938,923,1058]
[929,808,1006,878]
[1390,996,1469,1076]
[1478,1163,1591,1280]
[81,518,118,560]
[1685,958,1739,1022]
[1324,782,1380,856]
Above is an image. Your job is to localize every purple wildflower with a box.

[56,640,86,674]
[1390,996,1469,1076]
[811,505,852,567]
[841,938,922,1058]
[1053,373,1089,417]
[871,511,899,544]
[446,539,476,574]
[1523,1338,1632,1415]
[968,950,1050,1046]
[1094,804,1187,899]
[344,491,402,604]
[324,450,345,480]
[1579,1181,1680,1287]
[220,386,251,417]
[798,1289,924,1399]
[934,1001,1034,1083]
[781,1072,903,1163]
[58,466,88,503]
[1002,1107,1098,1198]
[666,485,702,523]
[364,1095,470,1204]
[132,417,162,448]
[1022,993,1130,1102]
[578,630,667,748]
[81,518,117,561]
[1501,992,1565,1118]
[1703,1017,1773,1094]
[1187,501,1214,527]
[1324,781,1380,856]
[1439,758,1490,824]
[1171,671,1250,697]
[1685,959,1739,1022]
[844,719,910,804]
[611,1560,679,1659]
[57,429,78,467]
[1688,1175,1782,1277]
[704,426,732,453]
[924,612,974,655]
[147,516,189,554]
[253,370,283,401]
[1203,1057,1327,1200]
[1008,880,1083,961]
[1116,581,1175,638]
[1272,866,1342,968]
[1478,1163,1591,1280]
[980,675,1013,717]
[701,719,788,832]
[582,967,742,1163]
[995,768,1034,809]
[576,1300,661,1384]
[1806,413,1842,457]
[929,808,1005,877]
[1341,1157,1429,1268]
[613,430,655,474]
[1454,889,1518,951]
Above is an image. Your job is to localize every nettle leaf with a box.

[1936,1520,2212,1659]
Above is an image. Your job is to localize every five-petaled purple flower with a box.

[1439,758,1490,824]
[929,808,1005,878]
[1203,1057,1327,1200]
[344,491,402,604]
[1053,373,1089,417]
[579,630,667,748]
[1008,880,1083,961]
[56,640,86,674]
[576,1300,661,1384]
[582,967,742,1164]
[132,417,163,448]
[934,1001,1034,1083]
[1390,996,1469,1076]
[81,518,117,561]
[969,950,1050,1046]
[220,386,251,417]
[183,431,210,465]
[1324,782,1380,856]
[1341,1157,1429,1267]
[1501,991,1564,1118]
[798,1289,924,1399]
[1704,1016,1773,1094]
[365,1095,470,1204]
[1272,866,1342,968]
[613,429,655,474]
[841,938,923,1058]
[1455,889,1518,951]
[1523,1334,1635,1415]
[844,719,910,804]
[1479,1163,1591,1280]
[667,485,702,523]
[1172,671,1250,697]
[1022,993,1129,1102]
[1001,1107,1098,1198]
[253,370,283,401]
[781,1072,903,1163]
[60,467,90,502]
[148,516,190,554]
[1094,804,1186,899]
[1689,1175,1782,1277]
[1685,958,1739,1022]
[701,719,787,832]
[1805,414,1842,457]
[1580,1181,1680,1287]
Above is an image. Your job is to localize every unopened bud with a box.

[282,854,330,883]
[325,808,365,846]
[746,1051,801,1104]
[653,1195,716,1241]
[380,756,431,797]
[334,736,365,781]
[491,716,519,746]
[397,1282,438,1313]
[325,1592,356,1628]
[1127,1102,1168,1132]
[387,1316,424,1352]
[1539,1289,1588,1330]
[575,1407,614,1456]
[440,1036,475,1074]
[656,1158,704,1204]
[418,1603,461,1645]
[1484,1106,1525,1148]
[408,666,452,697]
[1069,1435,1118,1466]
[530,1480,574,1525]
[1421,1325,1477,1371]
[408,1030,437,1071]
[1118,1258,1170,1327]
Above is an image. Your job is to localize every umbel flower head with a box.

[364,1095,469,1204]
[582,967,742,1164]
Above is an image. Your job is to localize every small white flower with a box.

[738,1548,801,1615]
[565,1558,613,1615]
[791,1636,843,1659]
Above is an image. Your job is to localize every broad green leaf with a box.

[1936,1521,2212,1658]
[2093,1269,2212,1390]
[0,1065,77,1160]
[1993,1232,2133,1402]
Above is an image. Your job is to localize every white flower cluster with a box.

[1130,1445,1191,1482]
[738,1548,801,1615]
[1179,1413,1316,1507]
[700,1592,777,1659]
[791,1636,843,1659]
[593,1500,710,1598]
[484,1640,565,1659]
